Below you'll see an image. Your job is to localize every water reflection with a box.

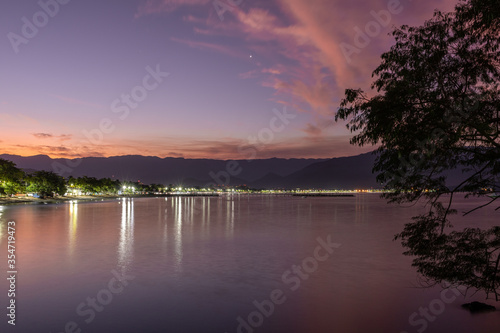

[68,201,78,256]
[189,197,194,225]
[173,197,183,272]
[160,196,235,272]
[3,195,498,333]
[206,197,211,226]
[201,197,211,236]
[118,198,135,272]
[355,194,366,224]
[226,199,234,236]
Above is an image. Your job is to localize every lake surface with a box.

[0,194,498,333]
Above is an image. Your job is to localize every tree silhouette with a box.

[336,0,499,300]
[0,158,26,196]
[27,171,67,198]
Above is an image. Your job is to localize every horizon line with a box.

[0,151,376,161]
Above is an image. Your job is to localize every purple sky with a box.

[0,0,457,159]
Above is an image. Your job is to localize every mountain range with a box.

[0,153,380,189]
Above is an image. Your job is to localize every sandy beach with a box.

[0,195,125,205]
[0,193,221,205]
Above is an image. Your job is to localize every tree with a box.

[27,171,67,198]
[75,176,100,194]
[99,178,120,194]
[0,158,26,196]
[336,0,500,300]
[145,183,164,194]
[67,176,120,195]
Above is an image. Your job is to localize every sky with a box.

[0,0,457,160]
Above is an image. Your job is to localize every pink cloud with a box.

[303,123,322,136]
[276,0,458,87]
[118,136,376,159]
[134,0,460,147]
[59,134,73,142]
[33,133,54,139]
[262,67,282,75]
[239,70,258,79]
[3,131,375,159]
[240,0,459,119]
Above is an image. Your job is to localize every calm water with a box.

[0,194,498,333]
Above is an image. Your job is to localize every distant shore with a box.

[0,191,383,206]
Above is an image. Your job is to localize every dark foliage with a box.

[336,0,500,300]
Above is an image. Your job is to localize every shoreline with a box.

[0,191,383,206]
[0,193,221,206]
[0,195,124,206]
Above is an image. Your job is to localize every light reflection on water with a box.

[68,201,78,256]
[118,198,134,272]
[0,195,498,333]
[174,196,183,272]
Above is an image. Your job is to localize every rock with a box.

[461,301,496,313]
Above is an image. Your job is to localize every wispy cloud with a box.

[167,151,185,158]
[33,133,54,139]
[7,143,104,159]
[167,135,375,159]
[122,0,456,158]
[170,37,246,58]
[262,67,282,75]
[3,133,375,159]
[59,134,73,141]
[139,0,457,124]
[14,144,72,156]
[238,70,258,79]
[32,133,73,141]
[302,123,322,136]
[135,0,211,18]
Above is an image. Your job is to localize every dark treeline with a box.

[0,158,173,198]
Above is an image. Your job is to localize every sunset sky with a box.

[0,0,457,159]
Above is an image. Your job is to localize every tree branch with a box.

[463,196,500,216]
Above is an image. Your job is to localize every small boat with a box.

[487,193,499,198]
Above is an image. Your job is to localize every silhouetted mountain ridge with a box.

[252,153,379,189]
[3,153,359,188]
[2,152,475,189]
